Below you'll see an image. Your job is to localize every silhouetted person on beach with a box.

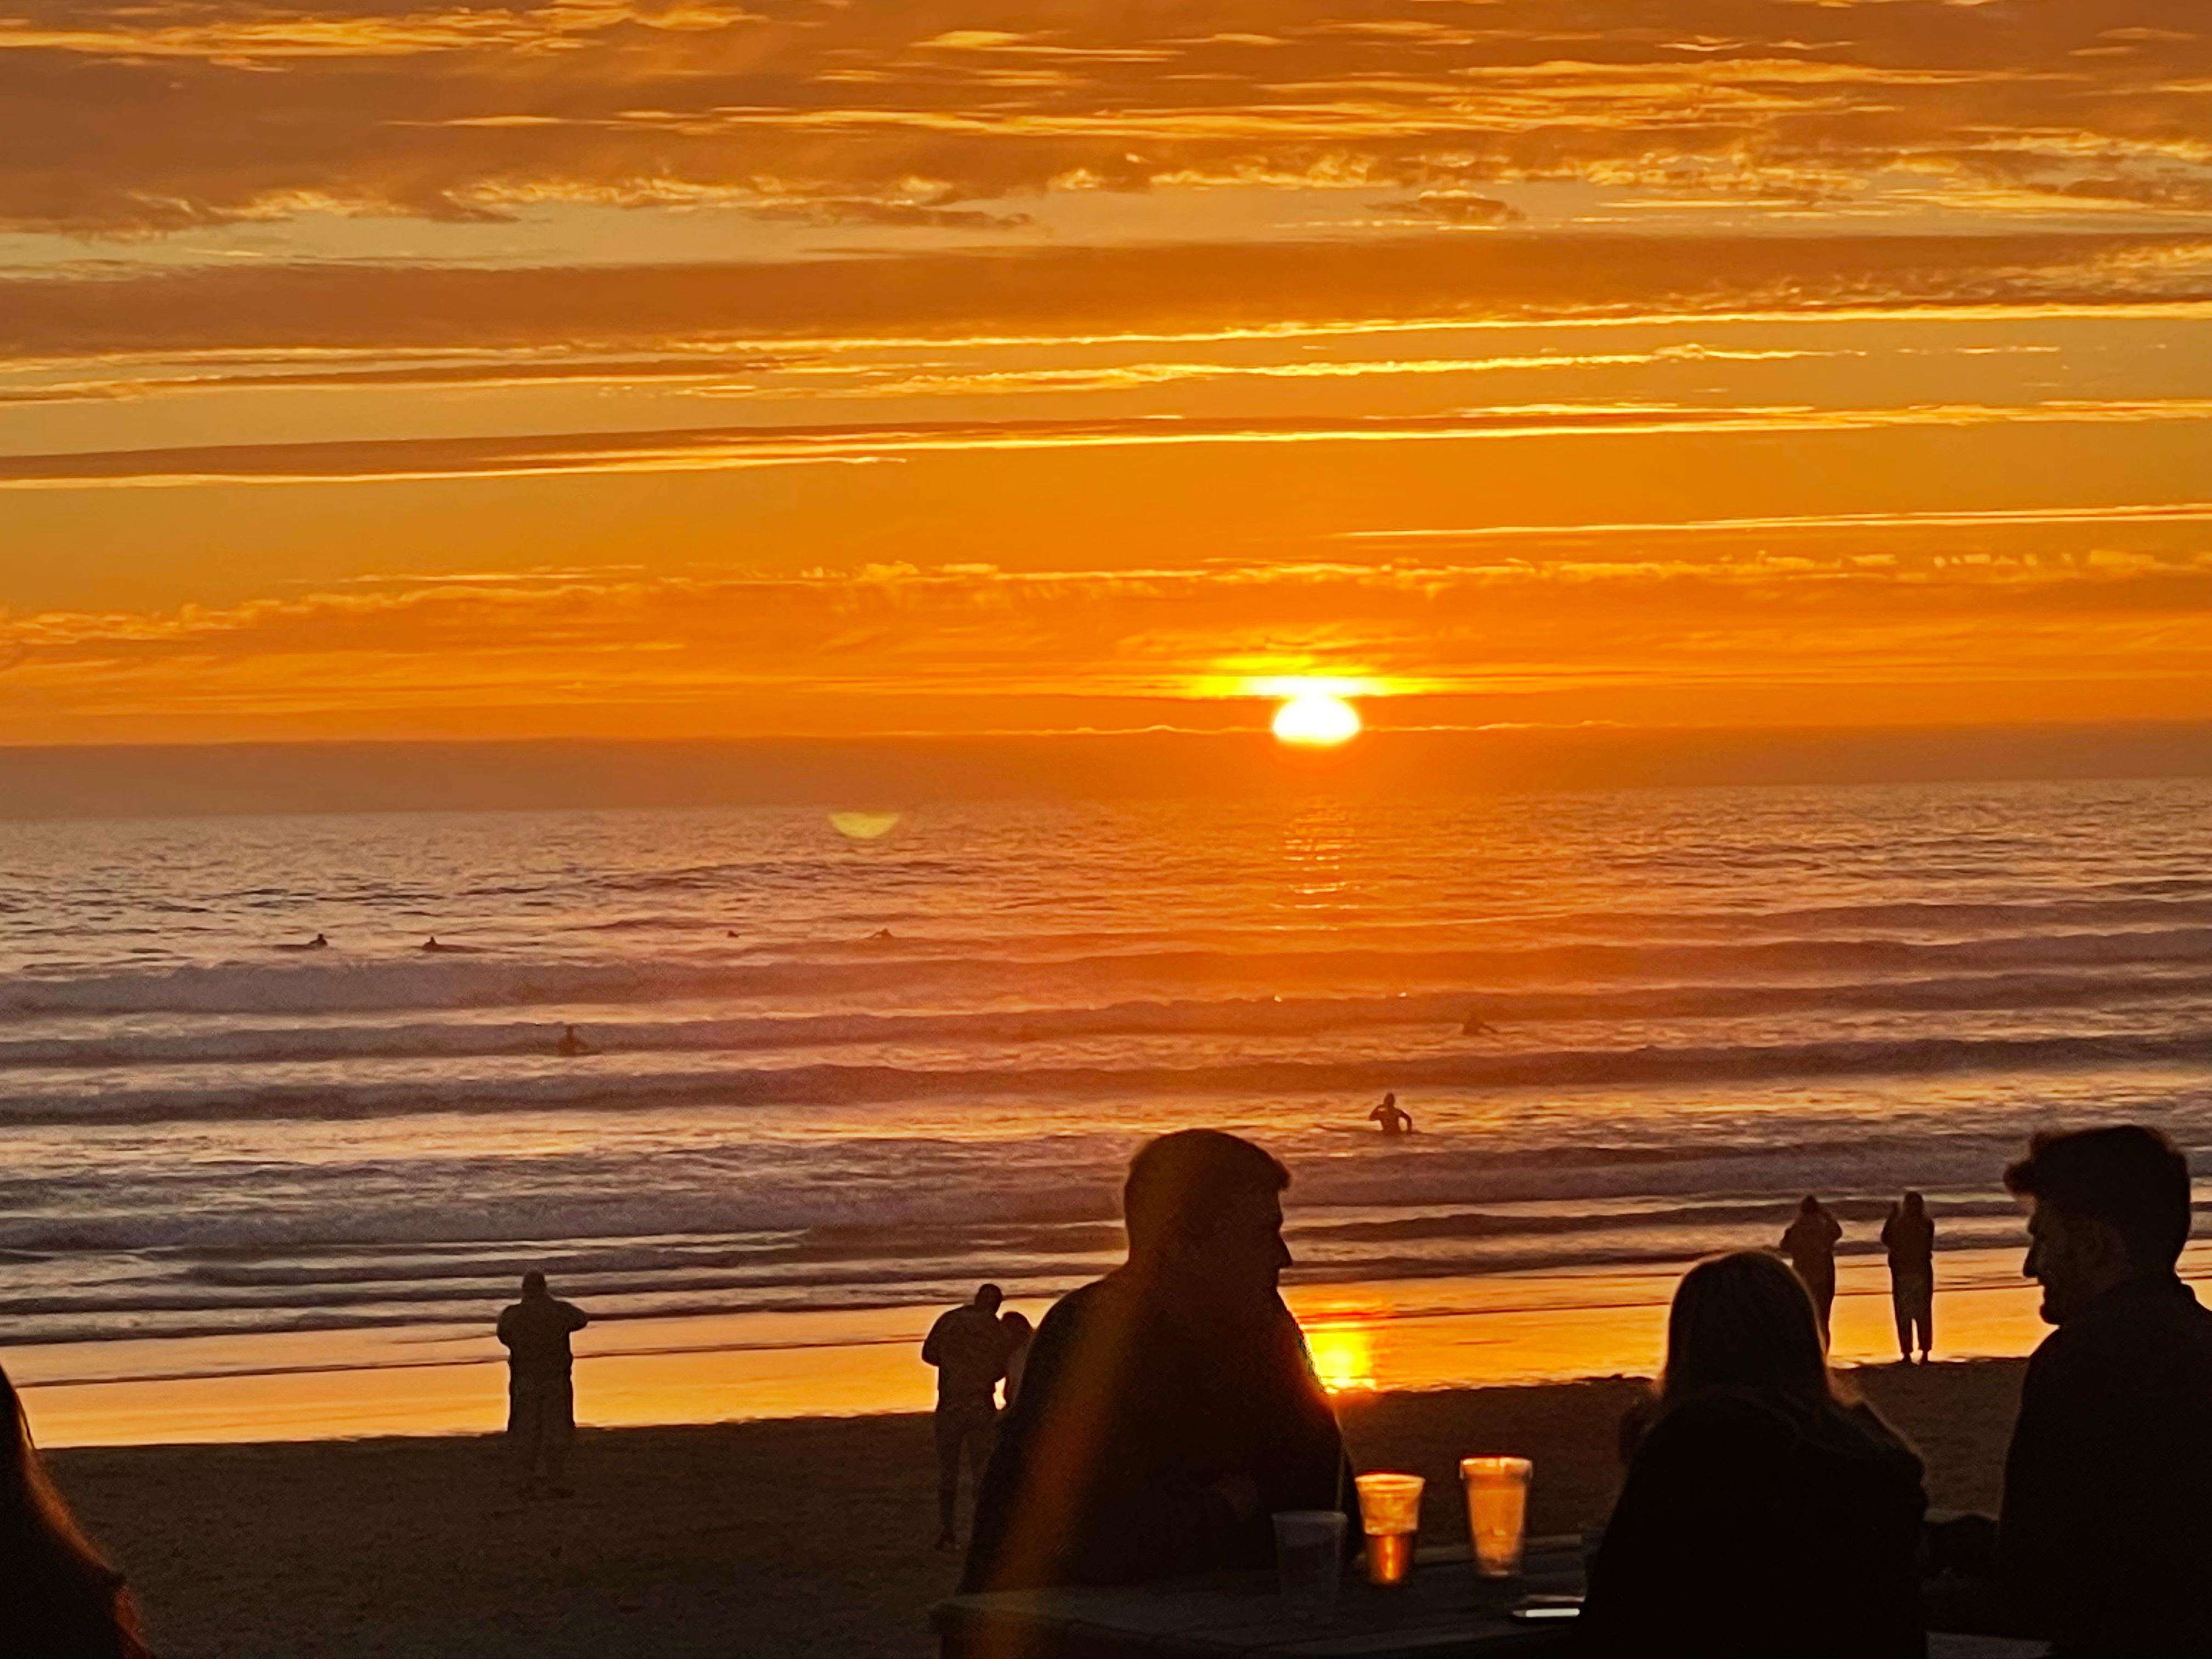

[0,1363,153,1659]
[1993,1126,2212,1655]
[963,1130,1351,1592]
[496,1271,589,1499]
[1584,1251,1926,1657]
[1000,1310,1034,1407]
[1781,1194,1843,1336]
[1882,1191,1936,1363]
[1368,1092,1413,1136]
[923,1284,1018,1550]
[554,1025,592,1057]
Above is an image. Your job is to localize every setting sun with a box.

[1272,692,1363,748]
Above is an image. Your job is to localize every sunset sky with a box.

[6,0,2212,745]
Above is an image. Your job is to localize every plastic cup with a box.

[1272,1510,1346,1620]
[1459,1456,1532,1578]
[1353,1473,1425,1585]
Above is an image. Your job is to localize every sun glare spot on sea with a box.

[1304,1318,1379,1394]
[828,810,902,840]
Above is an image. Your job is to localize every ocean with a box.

[5,776,2211,1436]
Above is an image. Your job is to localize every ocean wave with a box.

[5,1025,2210,1126]
[6,923,2212,1020]
[5,967,2212,1071]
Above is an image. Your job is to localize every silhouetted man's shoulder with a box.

[2028,1274,2212,1394]
[2006,1277,2212,1655]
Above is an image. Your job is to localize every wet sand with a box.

[53,1359,2025,1659]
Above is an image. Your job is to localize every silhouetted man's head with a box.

[975,1283,1004,1312]
[2006,1126,2192,1325]
[1122,1129,1292,1301]
[522,1269,549,1297]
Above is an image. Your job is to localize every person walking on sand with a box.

[1881,1191,1936,1363]
[923,1283,1017,1550]
[1780,1195,1843,1337]
[1368,1092,1413,1136]
[496,1270,589,1499]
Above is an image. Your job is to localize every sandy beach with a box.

[52,1359,2026,1659]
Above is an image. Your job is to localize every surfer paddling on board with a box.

[1461,1008,1499,1036]
[1369,1092,1414,1136]
[274,933,329,952]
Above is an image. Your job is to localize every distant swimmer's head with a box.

[521,1269,549,1297]
[1124,1129,1291,1299]
[974,1283,1003,1312]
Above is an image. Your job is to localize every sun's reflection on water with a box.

[1302,1312,1379,1394]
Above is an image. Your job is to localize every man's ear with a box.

[2075,1214,2136,1278]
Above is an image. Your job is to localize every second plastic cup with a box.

[1458,1455,1532,1578]
[1353,1472,1424,1585]
[1272,1510,1346,1620]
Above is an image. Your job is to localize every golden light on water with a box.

[1272,692,1363,748]
[828,811,901,841]
[1305,1320,1378,1393]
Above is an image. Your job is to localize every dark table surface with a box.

[932,1538,2055,1659]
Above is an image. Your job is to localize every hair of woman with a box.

[1658,1249,1837,1410]
[0,1362,150,1658]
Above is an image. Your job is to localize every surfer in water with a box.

[554,1025,593,1058]
[1369,1092,1414,1136]
[1461,1009,1499,1036]
[275,933,329,952]
[421,936,481,953]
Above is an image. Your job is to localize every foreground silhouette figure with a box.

[962,1130,1348,1591]
[1995,1126,2212,1656]
[923,1283,1019,1550]
[1780,1194,1843,1335]
[0,1363,153,1659]
[496,1271,589,1498]
[1584,1251,1927,1657]
[1368,1092,1413,1136]
[1882,1191,1936,1362]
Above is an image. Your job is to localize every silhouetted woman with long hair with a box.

[0,1364,153,1658]
[1583,1250,1927,1657]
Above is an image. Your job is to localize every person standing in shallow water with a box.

[1368,1092,1413,1136]
[496,1270,589,1498]
[923,1283,1017,1550]
[1780,1194,1843,1337]
[1881,1190,1936,1363]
